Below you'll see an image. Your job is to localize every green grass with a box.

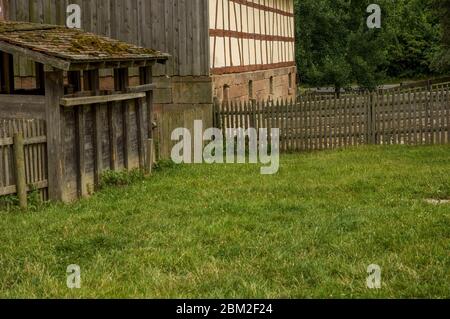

[0,145,449,298]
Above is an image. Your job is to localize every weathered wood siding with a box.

[4,0,210,77]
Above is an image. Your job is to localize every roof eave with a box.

[0,39,171,71]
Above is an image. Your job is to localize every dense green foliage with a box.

[0,146,449,298]
[431,0,450,72]
[295,0,449,89]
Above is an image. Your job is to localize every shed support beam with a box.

[84,70,103,189]
[114,68,131,169]
[68,71,87,198]
[0,52,14,94]
[45,70,65,201]
[140,65,155,173]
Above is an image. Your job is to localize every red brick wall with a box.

[212,65,297,103]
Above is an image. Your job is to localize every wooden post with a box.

[107,100,118,171]
[45,70,64,201]
[146,138,154,175]
[75,103,86,198]
[135,98,146,169]
[113,68,132,169]
[83,70,103,189]
[0,52,14,94]
[68,71,88,198]
[140,64,155,174]
[140,65,154,138]
[13,133,27,209]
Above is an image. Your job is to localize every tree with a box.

[295,0,389,91]
[384,0,440,78]
[294,0,446,90]
[431,0,450,72]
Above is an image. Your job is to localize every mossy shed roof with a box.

[0,21,169,71]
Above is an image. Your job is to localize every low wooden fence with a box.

[214,84,450,152]
[0,118,48,206]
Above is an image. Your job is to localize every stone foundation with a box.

[151,76,213,159]
[212,65,297,103]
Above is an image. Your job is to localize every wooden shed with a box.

[1,0,296,158]
[0,20,168,202]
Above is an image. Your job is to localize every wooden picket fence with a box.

[0,118,48,206]
[214,83,450,152]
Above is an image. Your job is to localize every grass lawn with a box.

[0,145,449,298]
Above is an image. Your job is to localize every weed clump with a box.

[99,169,146,189]
[0,186,43,212]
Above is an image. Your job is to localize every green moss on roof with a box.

[68,33,158,56]
[0,21,168,62]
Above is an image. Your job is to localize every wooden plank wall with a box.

[0,118,48,201]
[215,84,450,152]
[5,0,210,77]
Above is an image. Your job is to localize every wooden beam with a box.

[0,181,49,197]
[83,70,103,189]
[67,59,159,71]
[107,100,117,171]
[139,66,154,138]
[45,70,65,201]
[126,83,156,94]
[140,65,155,173]
[0,41,70,70]
[0,52,14,94]
[75,103,86,198]
[135,97,145,169]
[60,92,146,107]
[0,136,46,147]
[68,70,86,198]
[114,68,131,169]
[13,133,27,209]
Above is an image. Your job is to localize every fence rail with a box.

[214,84,450,152]
[0,118,48,204]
